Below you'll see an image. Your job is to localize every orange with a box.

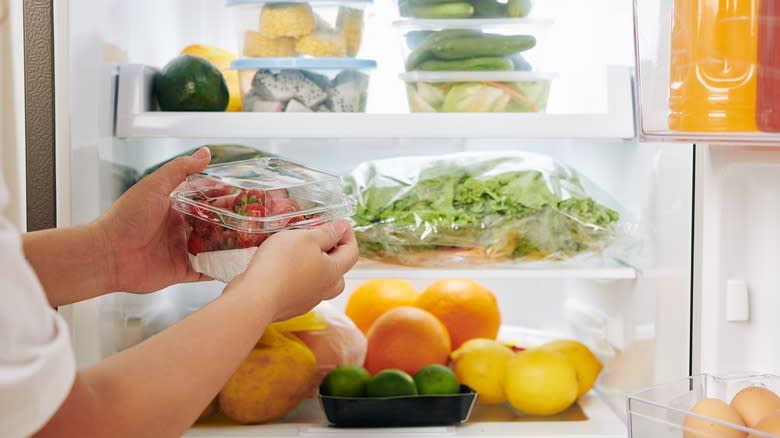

[416,279,501,351]
[345,279,420,334]
[364,306,451,376]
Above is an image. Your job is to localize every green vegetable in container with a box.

[506,0,532,17]
[430,35,536,59]
[344,153,622,266]
[469,0,505,17]
[418,56,514,71]
[407,1,474,18]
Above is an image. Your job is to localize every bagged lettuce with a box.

[344,152,625,267]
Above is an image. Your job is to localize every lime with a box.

[365,369,418,397]
[320,365,372,397]
[413,364,460,395]
[155,54,229,111]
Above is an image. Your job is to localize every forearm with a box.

[34,281,274,438]
[22,224,116,307]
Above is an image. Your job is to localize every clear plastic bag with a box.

[344,151,627,267]
[293,302,368,397]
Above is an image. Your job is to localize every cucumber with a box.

[430,35,536,59]
[506,0,532,17]
[406,29,483,70]
[509,53,532,71]
[469,0,505,18]
[407,1,474,18]
[418,56,514,71]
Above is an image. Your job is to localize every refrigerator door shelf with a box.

[113,64,635,139]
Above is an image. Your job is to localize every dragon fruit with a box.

[285,99,313,112]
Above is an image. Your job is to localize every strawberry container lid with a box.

[171,158,354,233]
[231,57,377,70]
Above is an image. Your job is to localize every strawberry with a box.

[267,198,302,216]
[265,188,289,201]
[236,230,267,248]
[220,230,238,250]
[232,189,265,215]
[188,235,210,254]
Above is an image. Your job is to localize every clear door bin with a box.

[400,71,554,112]
[627,373,780,438]
[633,0,780,142]
[227,0,373,57]
[231,57,376,112]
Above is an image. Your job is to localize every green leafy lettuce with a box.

[345,155,620,264]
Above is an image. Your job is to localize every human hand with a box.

[224,219,359,322]
[95,147,213,294]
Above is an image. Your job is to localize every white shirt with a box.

[0,179,76,437]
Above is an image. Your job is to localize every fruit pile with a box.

[342,278,603,416]
[184,187,321,255]
[321,364,461,398]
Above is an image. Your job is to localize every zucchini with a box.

[406,29,483,70]
[419,56,514,71]
[469,0,505,18]
[407,1,474,18]
[506,0,532,17]
[430,34,536,59]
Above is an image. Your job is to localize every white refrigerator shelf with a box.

[346,265,637,281]
[184,392,625,437]
[113,64,635,140]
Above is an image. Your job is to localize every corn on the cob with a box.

[259,3,316,38]
[336,7,364,57]
[295,31,346,57]
[244,31,297,57]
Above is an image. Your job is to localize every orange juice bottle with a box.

[669,0,759,132]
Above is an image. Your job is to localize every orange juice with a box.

[669,0,759,132]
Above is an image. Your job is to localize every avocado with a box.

[155,54,230,111]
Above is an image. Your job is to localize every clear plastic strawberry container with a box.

[227,0,373,58]
[171,158,354,282]
[627,373,780,438]
[232,58,376,112]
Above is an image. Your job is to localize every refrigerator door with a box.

[693,145,780,376]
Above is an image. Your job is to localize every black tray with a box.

[319,384,478,427]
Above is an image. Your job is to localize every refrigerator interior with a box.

[58,0,694,436]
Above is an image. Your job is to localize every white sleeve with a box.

[0,217,76,438]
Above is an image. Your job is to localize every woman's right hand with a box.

[224,219,359,322]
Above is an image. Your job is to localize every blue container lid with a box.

[231,57,377,70]
[227,0,372,5]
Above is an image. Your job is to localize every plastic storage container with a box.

[401,71,553,112]
[171,158,353,281]
[319,385,478,427]
[231,58,376,112]
[397,23,548,73]
[627,373,780,438]
[227,0,372,58]
[395,0,532,20]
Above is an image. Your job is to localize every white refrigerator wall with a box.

[58,0,694,432]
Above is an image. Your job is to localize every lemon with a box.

[180,44,241,112]
[451,338,515,404]
[413,364,460,395]
[366,369,418,397]
[504,348,578,416]
[320,365,372,397]
[540,339,602,398]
